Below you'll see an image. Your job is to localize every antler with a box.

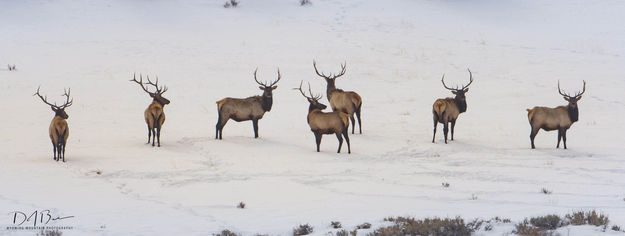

[296,81,322,100]
[145,75,167,94]
[130,73,167,95]
[574,80,586,98]
[441,68,474,91]
[441,74,453,90]
[33,86,72,109]
[313,60,346,80]
[254,68,281,87]
[462,69,474,90]
[34,86,57,108]
[558,80,586,98]
[59,88,73,109]
[130,73,151,93]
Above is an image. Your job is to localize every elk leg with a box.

[350,115,356,134]
[150,128,156,146]
[61,142,66,162]
[343,128,351,154]
[557,129,562,148]
[443,122,449,144]
[252,119,259,138]
[355,105,362,134]
[335,132,343,153]
[450,119,456,141]
[314,131,322,152]
[562,129,568,149]
[218,116,229,140]
[530,126,539,149]
[432,114,438,143]
[215,115,221,139]
[151,114,157,146]
[156,115,163,147]
[57,143,62,162]
[52,141,57,161]
[147,124,152,144]
[156,127,161,147]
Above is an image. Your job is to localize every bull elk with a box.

[527,81,586,149]
[34,86,73,162]
[215,68,281,139]
[432,69,474,143]
[130,74,170,147]
[296,81,351,153]
[313,61,362,134]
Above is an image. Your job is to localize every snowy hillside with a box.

[1,0,625,235]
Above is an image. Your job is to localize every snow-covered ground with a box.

[1,0,625,235]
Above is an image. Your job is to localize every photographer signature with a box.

[9,210,74,227]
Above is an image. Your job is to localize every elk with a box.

[7,64,16,71]
[130,73,170,147]
[215,68,281,139]
[34,86,73,162]
[432,69,474,144]
[296,81,351,153]
[313,61,362,134]
[527,81,586,149]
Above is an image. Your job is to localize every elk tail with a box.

[339,112,351,128]
[216,98,228,112]
[55,127,67,145]
[156,113,163,129]
[351,92,362,109]
[433,100,446,118]
[526,108,535,123]
[151,113,158,130]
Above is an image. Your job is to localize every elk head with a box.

[558,80,586,122]
[558,80,586,108]
[441,69,474,112]
[313,60,346,90]
[296,81,326,112]
[254,68,281,112]
[130,73,170,106]
[34,86,73,119]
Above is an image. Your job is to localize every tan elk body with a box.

[130,74,170,147]
[215,68,280,139]
[34,87,73,162]
[432,69,474,143]
[527,81,586,149]
[297,81,351,153]
[313,61,362,134]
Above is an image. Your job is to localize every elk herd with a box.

[30,60,588,162]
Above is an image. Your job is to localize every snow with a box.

[1,0,625,235]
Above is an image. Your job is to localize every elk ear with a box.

[575,96,582,101]
[451,90,458,95]
[563,97,570,102]
[271,85,278,90]
[51,106,57,112]
[259,86,265,90]
[463,88,469,93]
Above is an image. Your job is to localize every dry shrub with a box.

[293,224,313,235]
[371,216,473,236]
